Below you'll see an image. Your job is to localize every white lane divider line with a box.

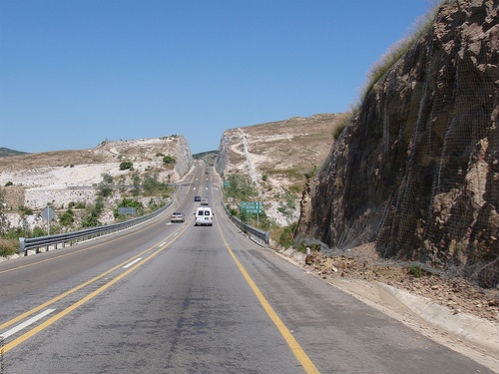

[159,242,167,247]
[0,309,55,340]
[123,257,142,269]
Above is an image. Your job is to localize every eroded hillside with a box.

[216,114,346,226]
[0,136,192,230]
[298,0,499,287]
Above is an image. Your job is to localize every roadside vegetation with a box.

[224,174,258,202]
[0,172,175,251]
[141,174,172,197]
[0,222,54,257]
[276,222,298,249]
[114,198,143,220]
[223,173,273,230]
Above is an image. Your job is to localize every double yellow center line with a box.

[0,220,191,354]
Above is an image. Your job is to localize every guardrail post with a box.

[19,237,26,256]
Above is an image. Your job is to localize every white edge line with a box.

[159,242,167,247]
[0,309,56,340]
[123,257,142,269]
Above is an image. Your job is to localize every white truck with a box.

[194,206,214,226]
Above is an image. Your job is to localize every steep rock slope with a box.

[298,0,498,287]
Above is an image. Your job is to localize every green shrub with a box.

[97,183,112,197]
[279,222,298,249]
[163,156,176,164]
[142,174,170,196]
[132,174,141,196]
[239,209,249,223]
[148,198,163,211]
[1,226,51,241]
[32,227,46,237]
[60,209,74,226]
[226,204,239,217]
[4,181,13,187]
[102,173,113,184]
[224,174,257,202]
[119,161,133,170]
[19,206,33,215]
[93,198,104,217]
[285,192,297,209]
[252,211,271,230]
[68,201,86,209]
[81,215,101,228]
[409,265,422,278]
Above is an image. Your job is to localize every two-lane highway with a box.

[0,164,494,373]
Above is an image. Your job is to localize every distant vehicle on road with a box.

[200,198,208,206]
[194,207,213,226]
[170,212,184,223]
[194,195,201,202]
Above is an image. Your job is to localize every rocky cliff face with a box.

[298,0,499,287]
[172,135,194,177]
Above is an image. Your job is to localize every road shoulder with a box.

[272,246,499,373]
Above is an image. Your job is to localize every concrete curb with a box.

[378,283,499,354]
[273,246,499,367]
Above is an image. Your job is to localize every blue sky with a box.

[1,0,433,154]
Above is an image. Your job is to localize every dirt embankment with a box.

[216,113,347,226]
[303,248,498,323]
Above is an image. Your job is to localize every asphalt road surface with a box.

[0,165,494,373]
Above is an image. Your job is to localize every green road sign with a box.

[240,201,263,214]
[223,181,230,187]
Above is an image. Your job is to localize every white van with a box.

[194,206,214,226]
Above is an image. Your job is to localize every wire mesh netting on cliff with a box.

[302,2,498,288]
[387,46,498,288]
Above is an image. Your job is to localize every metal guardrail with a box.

[19,187,177,256]
[220,189,270,245]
